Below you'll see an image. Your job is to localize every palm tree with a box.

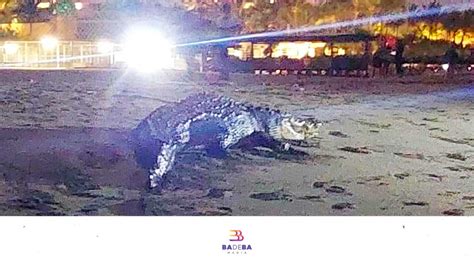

[275,0,318,30]
[0,0,19,23]
[424,0,441,40]
[240,0,276,32]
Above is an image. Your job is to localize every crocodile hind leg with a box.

[205,141,229,159]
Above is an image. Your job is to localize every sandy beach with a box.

[0,70,473,215]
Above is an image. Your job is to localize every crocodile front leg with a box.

[149,142,181,188]
[234,132,308,158]
[233,132,290,152]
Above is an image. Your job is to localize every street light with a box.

[122,27,174,73]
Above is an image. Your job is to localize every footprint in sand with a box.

[329,131,349,138]
[393,172,411,180]
[249,190,293,202]
[332,202,355,210]
[402,201,429,207]
[442,209,464,216]
[325,186,346,194]
[446,153,467,161]
[394,152,425,160]
[339,146,371,154]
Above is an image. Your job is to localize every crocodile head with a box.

[279,117,322,141]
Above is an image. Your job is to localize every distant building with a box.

[408,0,471,5]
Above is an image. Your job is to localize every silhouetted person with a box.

[373,46,390,77]
[395,40,405,76]
[444,44,459,77]
[263,45,273,58]
[215,46,230,81]
[381,46,391,76]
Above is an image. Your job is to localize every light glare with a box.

[97,41,114,54]
[41,37,58,50]
[75,2,83,10]
[3,43,19,55]
[122,28,174,73]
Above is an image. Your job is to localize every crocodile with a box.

[131,93,322,188]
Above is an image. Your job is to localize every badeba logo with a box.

[222,230,253,255]
[229,230,244,241]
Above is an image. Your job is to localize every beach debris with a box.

[332,202,355,210]
[457,166,474,171]
[326,186,346,194]
[339,146,371,154]
[445,166,461,172]
[356,175,384,184]
[393,172,410,180]
[424,173,445,182]
[356,120,391,129]
[462,196,474,201]
[394,152,425,160]
[431,136,472,146]
[438,191,461,197]
[249,190,292,201]
[329,131,349,138]
[446,153,467,161]
[403,201,429,206]
[422,117,439,122]
[296,195,322,201]
[428,127,446,131]
[442,209,464,216]
[197,208,232,216]
[217,207,233,213]
[312,181,327,188]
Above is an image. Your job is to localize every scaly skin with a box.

[131,93,316,188]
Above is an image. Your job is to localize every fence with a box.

[0,40,120,69]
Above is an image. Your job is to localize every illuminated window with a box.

[37,1,51,9]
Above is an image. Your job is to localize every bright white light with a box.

[37,2,50,9]
[3,42,19,55]
[122,28,174,73]
[441,63,450,71]
[75,2,83,10]
[97,40,114,54]
[468,65,472,71]
[41,36,58,50]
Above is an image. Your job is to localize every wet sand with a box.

[0,70,473,215]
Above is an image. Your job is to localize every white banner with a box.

[0,217,473,262]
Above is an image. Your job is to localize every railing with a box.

[0,40,119,69]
